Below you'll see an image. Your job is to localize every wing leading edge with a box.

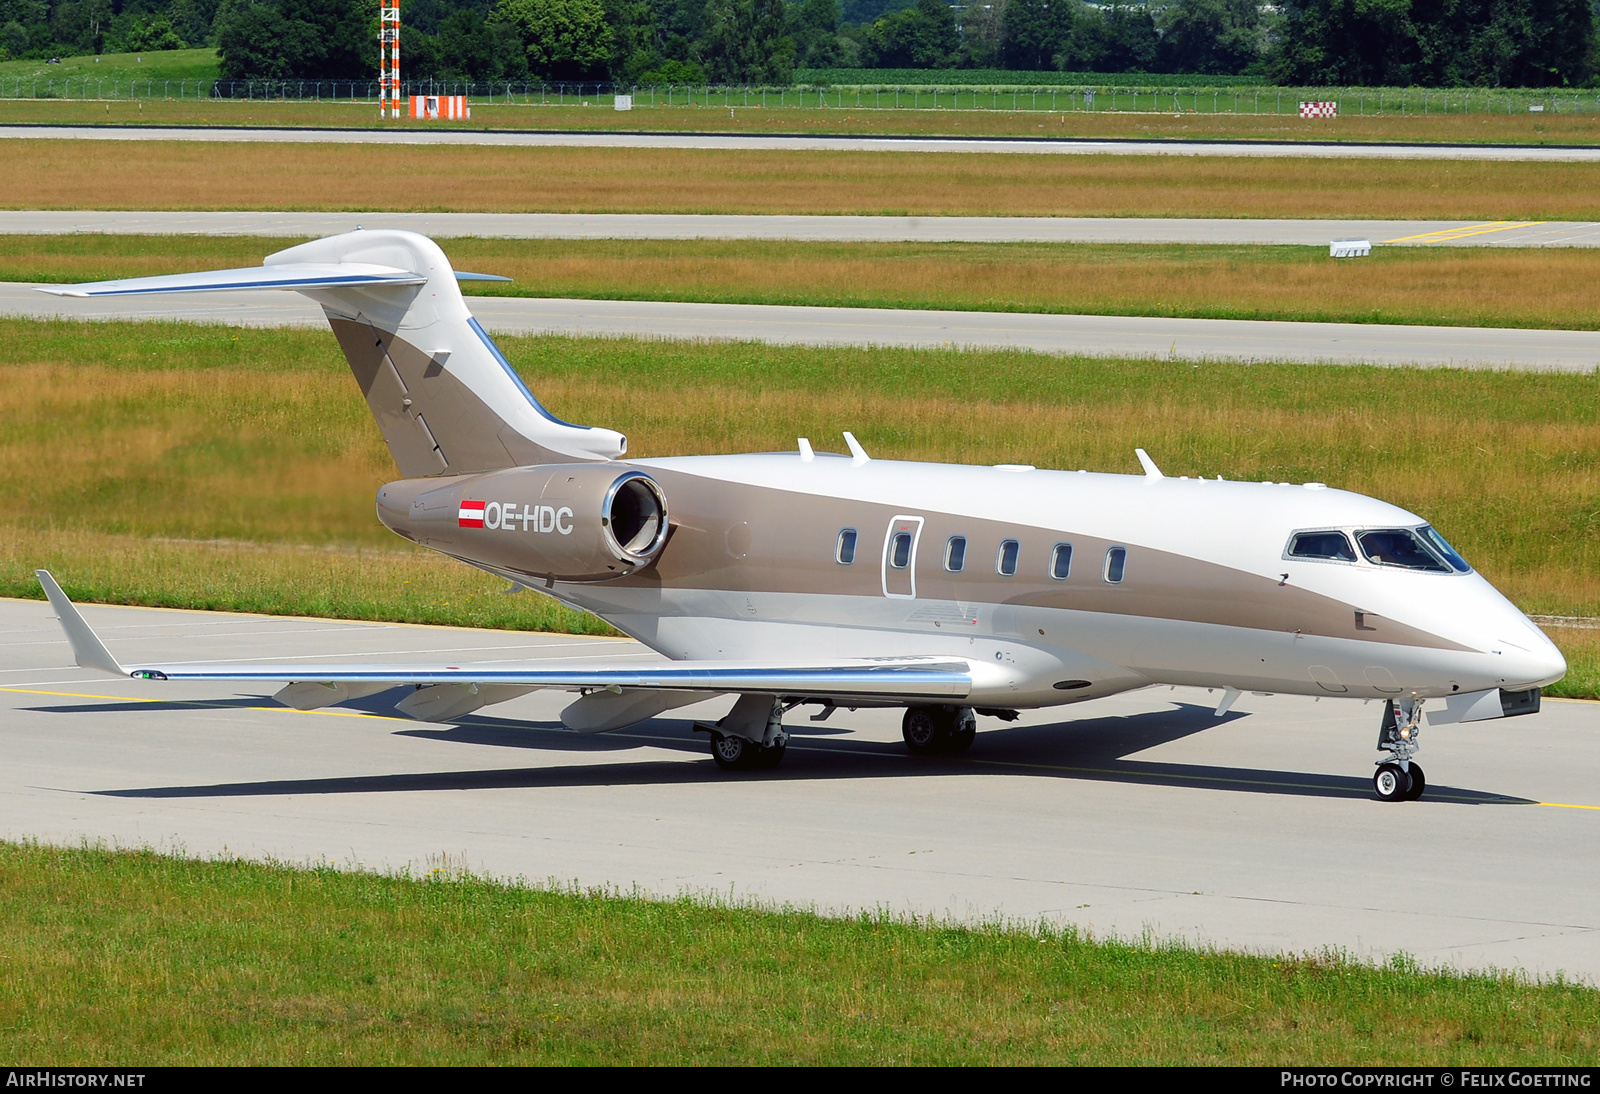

[36,571,971,702]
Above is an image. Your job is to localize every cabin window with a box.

[889,531,914,569]
[835,528,857,565]
[1357,529,1452,573]
[944,536,967,573]
[1103,546,1127,584]
[997,539,1020,576]
[1050,543,1073,580]
[1287,530,1356,562]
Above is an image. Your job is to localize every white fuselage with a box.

[532,452,1564,709]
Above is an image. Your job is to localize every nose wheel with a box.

[1373,699,1426,802]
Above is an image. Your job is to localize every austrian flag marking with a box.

[458,499,486,528]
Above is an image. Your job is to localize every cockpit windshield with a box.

[1356,528,1462,573]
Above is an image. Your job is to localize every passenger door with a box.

[881,516,924,599]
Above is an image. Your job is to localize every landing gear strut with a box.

[1373,698,1426,802]
[902,705,977,755]
[701,694,788,771]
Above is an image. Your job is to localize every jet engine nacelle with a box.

[376,464,669,582]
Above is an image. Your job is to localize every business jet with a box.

[35,230,1565,802]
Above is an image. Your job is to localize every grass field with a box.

[2,842,1593,1064]
[0,48,218,83]
[9,140,1600,220]
[1,318,1595,695]
[13,93,1600,145]
[16,234,1600,332]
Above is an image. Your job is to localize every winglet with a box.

[1135,448,1164,480]
[34,571,126,676]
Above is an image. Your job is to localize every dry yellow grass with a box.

[16,96,1600,146]
[456,239,1600,329]
[7,139,1600,219]
[0,525,612,633]
[0,360,391,544]
[15,235,1600,331]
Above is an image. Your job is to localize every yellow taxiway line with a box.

[1383,221,1544,244]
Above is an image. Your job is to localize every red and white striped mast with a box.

[379,0,401,118]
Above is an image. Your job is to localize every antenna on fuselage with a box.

[843,432,870,466]
[1135,448,1164,480]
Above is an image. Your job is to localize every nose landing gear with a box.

[1373,698,1426,802]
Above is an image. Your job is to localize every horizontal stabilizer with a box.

[35,263,428,298]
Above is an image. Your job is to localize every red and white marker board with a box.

[410,95,470,120]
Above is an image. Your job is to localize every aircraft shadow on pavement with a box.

[82,699,1535,806]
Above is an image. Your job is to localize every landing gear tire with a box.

[902,706,949,754]
[1374,763,1412,802]
[1373,698,1425,803]
[755,739,787,769]
[711,731,752,771]
[1403,763,1426,801]
[947,707,977,753]
[710,731,785,771]
[903,706,977,754]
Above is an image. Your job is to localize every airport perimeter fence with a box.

[4,76,1600,116]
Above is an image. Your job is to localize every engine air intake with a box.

[604,472,669,564]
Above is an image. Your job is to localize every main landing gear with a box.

[1373,698,1426,802]
[902,705,977,755]
[701,694,788,772]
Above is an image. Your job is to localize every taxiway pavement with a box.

[4,283,1597,371]
[5,210,1598,248]
[2,597,1594,980]
[8,124,1600,162]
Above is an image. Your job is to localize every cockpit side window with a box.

[1417,526,1472,573]
[1356,529,1452,572]
[1287,530,1356,562]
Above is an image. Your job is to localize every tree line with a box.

[2,0,1595,88]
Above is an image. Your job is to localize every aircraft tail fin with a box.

[39,230,625,477]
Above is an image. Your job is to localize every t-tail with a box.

[38,229,625,476]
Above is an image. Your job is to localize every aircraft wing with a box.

[36,571,971,701]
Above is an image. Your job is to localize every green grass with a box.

[0,48,219,85]
[0,841,1594,1064]
[1,318,1594,691]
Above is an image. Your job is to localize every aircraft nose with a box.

[1497,618,1567,689]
